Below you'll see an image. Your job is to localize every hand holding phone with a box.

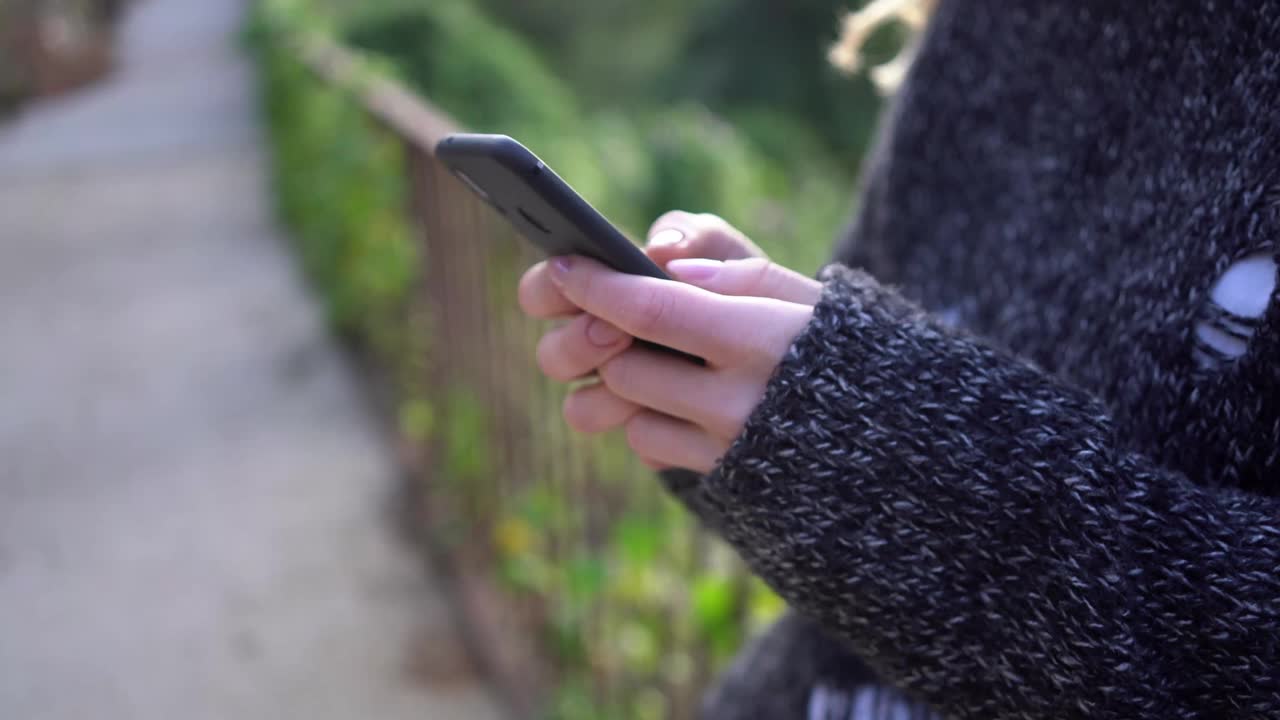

[436,133,700,362]
[436,133,669,279]
[436,136,823,473]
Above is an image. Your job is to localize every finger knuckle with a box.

[741,258,775,293]
[692,227,733,253]
[624,414,655,457]
[649,210,691,235]
[598,353,631,393]
[626,287,676,336]
[535,333,573,382]
[695,212,731,229]
[692,215,757,259]
[688,220,732,244]
[562,391,598,433]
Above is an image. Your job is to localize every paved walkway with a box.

[0,1,504,718]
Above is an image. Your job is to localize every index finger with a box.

[547,255,808,366]
[518,260,579,318]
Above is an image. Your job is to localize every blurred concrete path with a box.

[0,1,505,718]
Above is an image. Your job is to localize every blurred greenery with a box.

[247,0,889,716]
[334,0,880,274]
[469,0,897,167]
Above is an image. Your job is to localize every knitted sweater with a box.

[668,1,1280,718]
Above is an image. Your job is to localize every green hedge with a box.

[247,5,415,356]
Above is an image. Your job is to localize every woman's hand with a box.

[642,209,768,267]
[518,212,822,473]
[517,211,771,322]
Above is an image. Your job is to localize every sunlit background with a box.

[0,0,893,717]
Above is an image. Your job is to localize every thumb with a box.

[644,211,766,267]
[667,257,822,306]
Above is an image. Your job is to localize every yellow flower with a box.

[493,515,535,557]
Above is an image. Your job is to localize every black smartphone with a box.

[435,133,669,280]
[436,133,701,363]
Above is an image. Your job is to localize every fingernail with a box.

[648,228,685,247]
[550,256,572,282]
[586,317,625,347]
[667,258,723,282]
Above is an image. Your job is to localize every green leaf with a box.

[691,575,736,632]
[566,554,607,601]
[397,399,434,441]
[611,514,662,565]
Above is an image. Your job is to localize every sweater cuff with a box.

[704,261,1108,508]
[705,262,1020,505]
[705,264,924,503]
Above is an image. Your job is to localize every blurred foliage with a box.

[342,1,580,132]
[336,0,877,274]
[664,0,904,170]
[245,0,419,373]
[248,0,888,716]
[470,0,902,177]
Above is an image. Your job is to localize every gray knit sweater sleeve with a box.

[697,265,1280,719]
